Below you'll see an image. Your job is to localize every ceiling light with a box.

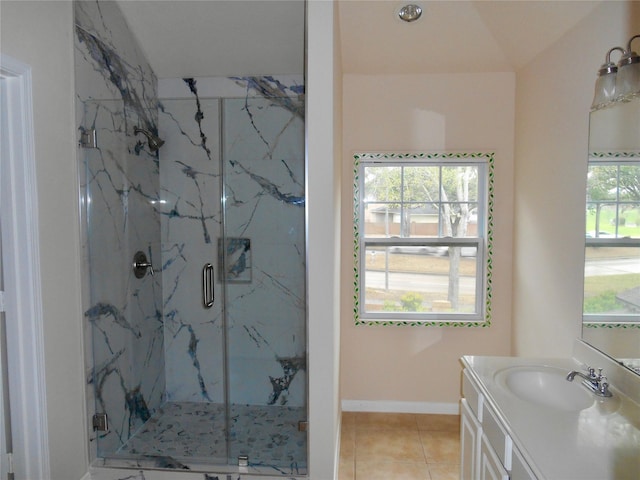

[398,4,423,23]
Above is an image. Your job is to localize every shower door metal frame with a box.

[218,98,232,465]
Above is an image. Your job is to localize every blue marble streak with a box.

[125,386,151,424]
[88,350,125,432]
[183,78,213,159]
[86,303,142,338]
[158,100,219,243]
[76,26,158,134]
[187,324,213,401]
[164,310,214,402]
[268,357,306,406]
[243,325,269,349]
[258,269,305,308]
[231,76,304,119]
[89,352,151,445]
[77,0,165,462]
[222,238,251,281]
[148,456,190,469]
[229,160,304,206]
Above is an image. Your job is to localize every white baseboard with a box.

[341,399,459,415]
[80,472,92,480]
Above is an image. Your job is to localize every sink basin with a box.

[494,365,595,412]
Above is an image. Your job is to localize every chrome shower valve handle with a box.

[133,251,155,278]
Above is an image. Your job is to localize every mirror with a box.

[583,98,640,376]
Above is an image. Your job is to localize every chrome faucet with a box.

[566,366,612,397]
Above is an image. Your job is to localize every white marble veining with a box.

[158,78,306,408]
[159,95,224,404]
[75,1,307,475]
[75,0,165,460]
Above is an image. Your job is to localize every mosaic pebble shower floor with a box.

[116,402,307,472]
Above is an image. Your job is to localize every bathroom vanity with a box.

[460,341,640,479]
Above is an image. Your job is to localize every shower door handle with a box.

[202,263,214,308]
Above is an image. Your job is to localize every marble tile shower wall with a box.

[158,76,306,407]
[74,0,165,459]
[75,0,306,474]
[158,93,224,404]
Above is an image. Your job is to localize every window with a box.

[583,153,640,325]
[353,152,494,326]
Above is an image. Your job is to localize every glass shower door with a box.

[81,99,166,460]
[157,96,228,466]
[221,95,307,473]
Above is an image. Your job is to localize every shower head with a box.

[134,126,165,152]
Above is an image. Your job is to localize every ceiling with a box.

[339,0,601,74]
[115,0,306,77]
[116,0,602,78]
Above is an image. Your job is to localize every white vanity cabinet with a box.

[461,347,640,480]
[460,398,481,479]
[479,433,509,480]
[461,368,536,480]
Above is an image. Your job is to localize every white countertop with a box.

[461,354,640,479]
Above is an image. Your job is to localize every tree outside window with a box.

[353,152,493,327]
[584,155,640,323]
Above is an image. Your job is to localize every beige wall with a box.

[340,1,640,408]
[512,1,640,357]
[340,73,515,406]
[0,1,88,479]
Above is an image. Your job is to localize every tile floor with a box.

[338,412,460,480]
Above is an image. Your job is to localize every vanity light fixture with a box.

[591,47,624,111]
[591,34,640,111]
[398,4,423,23]
[615,34,640,102]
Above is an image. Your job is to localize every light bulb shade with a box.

[591,71,618,111]
[615,60,640,102]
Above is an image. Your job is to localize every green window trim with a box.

[583,150,640,329]
[352,152,495,327]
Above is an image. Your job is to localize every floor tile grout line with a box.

[340,412,461,480]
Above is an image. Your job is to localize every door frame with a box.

[0,53,50,479]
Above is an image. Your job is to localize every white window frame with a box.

[353,152,494,327]
[583,152,640,327]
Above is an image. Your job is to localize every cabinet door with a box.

[480,433,509,480]
[511,445,537,479]
[461,398,481,480]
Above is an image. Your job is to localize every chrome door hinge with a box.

[79,128,97,149]
[92,413,108,432]
[6,452,14,477]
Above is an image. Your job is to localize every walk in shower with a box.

[75,1,306,477]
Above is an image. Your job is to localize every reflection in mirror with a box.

[583,98,640,377]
